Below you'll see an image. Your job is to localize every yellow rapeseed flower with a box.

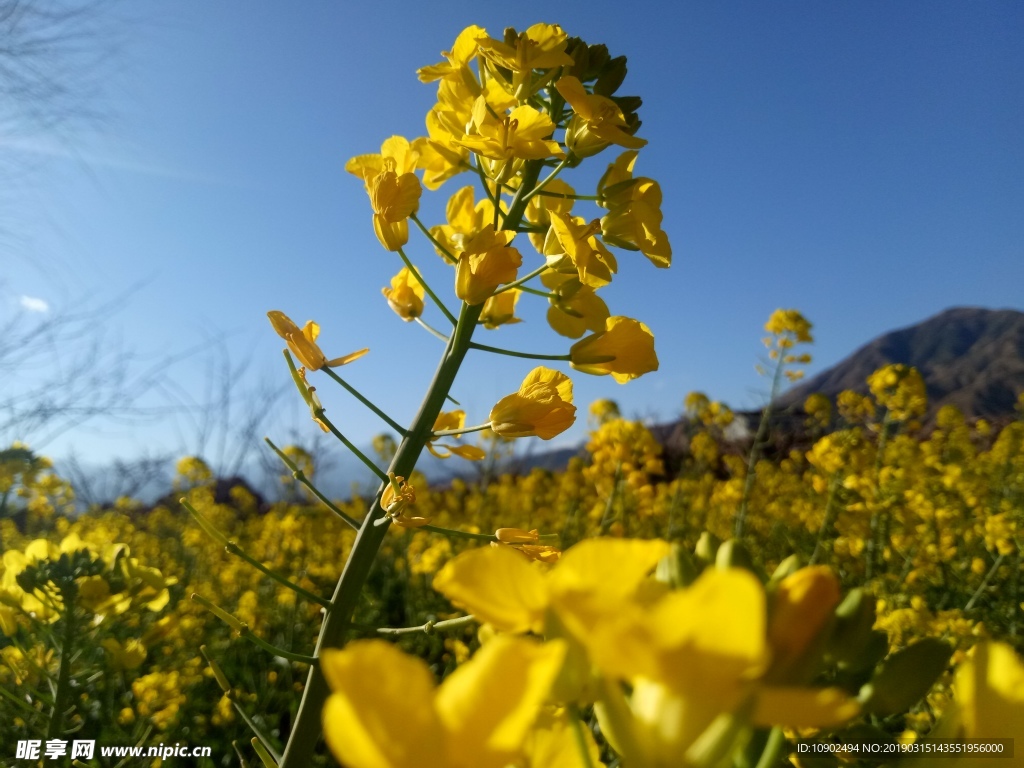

[570,316,658,383]
[555,75,646,158]
[382,266,425,322]
[489,367,576,440]
[267,311,369,371]
[368,158,422,251]
[454,225,522,305]
[322,636,566,768]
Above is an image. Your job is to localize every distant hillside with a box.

[776,307,1024,421]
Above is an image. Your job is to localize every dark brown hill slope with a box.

[775,307,1024,420]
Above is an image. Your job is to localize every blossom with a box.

[545,212,618,289]
[542,272,610,339]
[489,367,576,440]
[555,75,646,157]
[598,150,671,268]
[322,636,566,768]
[570,316,658,383]
[479,289,522,329]
[476,23,574,99]
[430,185,498,262]
[454,225,522,305]
[428,411,486,461]
[382,267,425,321]
[267,311,368,371]
[369,160,422,251]
[346,135,421,191]
[381,473,429,528]
[457,97,563,183]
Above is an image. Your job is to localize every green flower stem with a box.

[410,213,456,264]
[493,263,550,295]
[374,614,476,636]
[415,317,450,342]
[521,156,570,203]
[0,675,42,718]
[809,474,840,565]
[431,423,492,438]
[734,353,786,538]
[238,625,317,665]
[322,368,408,437]
[46,586,77,739]
[277,160,544,768]
[192,593,246,632]
[866,410,894,581]
[250,736,281,768]
[514,284,555,298]
[474,160,501,209]
[264,438,360,531]
[754,727,787,768]
[315,410,391,485]
[568,708,597,768]
[397,246,458,327]
[468,341,571,361]
[232,742,255,768]
[183,499,333,608]
[534,189,600,201]
[965,553,1005,611]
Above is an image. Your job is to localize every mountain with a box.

[775,307,1024,421]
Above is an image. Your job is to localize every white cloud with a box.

[20,295,50,313]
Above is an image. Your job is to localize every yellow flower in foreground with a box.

[476,23,574,99]
[588,568,858,766]
[322,636,566,768]
[570,316,658,383]
[952,643,1024,746]
[433,537,670,636]
[382,266,425,321]
[489,367,576,440]
[267,311,368,371]
[555,75,646,158]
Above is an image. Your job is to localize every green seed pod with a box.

[655,543,700,588]
[827,588,877,666]
[859,638,953,715]
[694,531,721,564]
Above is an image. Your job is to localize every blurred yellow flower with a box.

[322,636,565,768]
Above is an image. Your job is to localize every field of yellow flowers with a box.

[2,377,1023,766]
[4,20,1024,768]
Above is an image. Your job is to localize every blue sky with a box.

[4,1,1023,467]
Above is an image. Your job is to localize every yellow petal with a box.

[433,545,548,634]
[326,348,369,367]
[322,642,445,768]
[436,636,566,768]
